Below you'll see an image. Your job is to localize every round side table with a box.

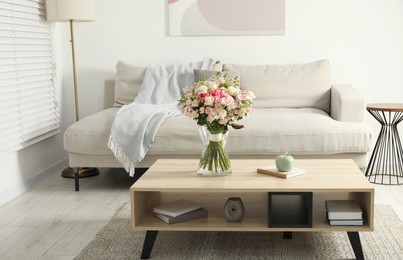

[365,103,403,184]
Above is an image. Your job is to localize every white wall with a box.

[0,136,67,205]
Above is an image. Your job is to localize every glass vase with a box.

[197,125,232,177]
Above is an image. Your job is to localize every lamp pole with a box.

[61,19,99,180]
[70,19,80,122]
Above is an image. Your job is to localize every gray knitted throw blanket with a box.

[108,58,215,176]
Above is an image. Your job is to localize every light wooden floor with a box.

[0,167,403,260]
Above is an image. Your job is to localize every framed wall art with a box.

[168,0,285,36]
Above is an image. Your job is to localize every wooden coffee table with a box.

[131,159,374,259]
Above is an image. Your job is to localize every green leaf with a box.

[231,123,244,130]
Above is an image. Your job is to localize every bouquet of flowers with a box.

[179,73,255,176]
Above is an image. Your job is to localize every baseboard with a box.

[0,158,69,207]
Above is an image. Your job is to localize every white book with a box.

[155,208,208,224]
[257,165,305,179]
[329,219,363,226]
[153,199,204,217]
[325,200,362,220]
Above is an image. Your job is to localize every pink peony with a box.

[199,92,208,100]
[210,88,224,99]
[192,99,199,107]
[191,111,198,118]
[205,107,213,114]
[221,95,236,108]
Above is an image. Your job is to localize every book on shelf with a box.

[153,199,204,217]
[155,208,208,224]
[329,219,363,226]
[325,200,362,220]
[257,165,305,179]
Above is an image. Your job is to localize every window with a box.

[0,0,59,156]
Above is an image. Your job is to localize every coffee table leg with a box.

[347,231,364,260]
[282,232,292,239]
[141,230,159,259]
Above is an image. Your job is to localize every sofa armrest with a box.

[330,84,366,122]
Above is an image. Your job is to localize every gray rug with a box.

[75,204,403,259]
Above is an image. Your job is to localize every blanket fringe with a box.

[108,136,136,177]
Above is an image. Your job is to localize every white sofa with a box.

[64,60,373,183]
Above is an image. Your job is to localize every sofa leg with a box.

[75,168,79,191]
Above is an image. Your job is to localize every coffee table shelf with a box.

[131,159,374,259]
[132,190,373,232]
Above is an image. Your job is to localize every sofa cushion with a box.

[223,60,332,113]
[64,108,119,155]
[151,108,372,155]
[229,108,372,155]
[113,60,221,107]
[64,108,372,158]
[113,61,146,107]
[194,69,217,81]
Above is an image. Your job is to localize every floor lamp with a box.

[46,0,99,178]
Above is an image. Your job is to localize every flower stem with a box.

[199,139,231,174]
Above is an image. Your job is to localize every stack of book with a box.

[153,199,208,224]
[325,200,363,226]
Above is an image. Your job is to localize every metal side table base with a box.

[365,103,403,185]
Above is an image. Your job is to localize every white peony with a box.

[218,109,227,119]
[197,85,208,93]
[206,81,218,92]
[204,96,214,106]
[227,86,240,96]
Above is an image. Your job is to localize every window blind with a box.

[0,0,59,156]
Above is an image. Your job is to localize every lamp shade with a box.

[45,0,95,22]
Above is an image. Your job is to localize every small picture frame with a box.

[268,192,313,228]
